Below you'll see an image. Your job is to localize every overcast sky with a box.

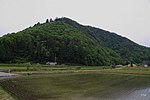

[0,0,150,47]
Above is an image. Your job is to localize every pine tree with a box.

[50,18,53,22]
[46,19,49,23]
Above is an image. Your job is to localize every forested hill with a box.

[0,17,150,65]
[55,18,150,64]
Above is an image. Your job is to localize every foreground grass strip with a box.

[0,86,13,100]
[0,79,36,100]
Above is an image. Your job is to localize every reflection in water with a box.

[118,88,150,100]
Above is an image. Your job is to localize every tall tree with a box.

[50,18,53,22]
[46,19,49,23]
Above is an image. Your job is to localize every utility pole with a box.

[54,54,57,63]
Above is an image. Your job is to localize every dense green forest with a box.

[0,17,150,65]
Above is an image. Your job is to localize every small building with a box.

[144,65,148,67]
[46,62,57,66]
[143,60,150,67]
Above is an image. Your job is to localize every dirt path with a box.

[0,72,17,77]
[0,72,18,80]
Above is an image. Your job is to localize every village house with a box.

[46,62,57,66]
[143,60,150,67]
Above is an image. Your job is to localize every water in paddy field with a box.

[115,88,150,100]
[0,72,150,100]
[70,87,150,100]
[77,88,150,100]
[125,88,150,100]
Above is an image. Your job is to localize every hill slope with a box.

[56,17,150,64]
[0,17,150,65]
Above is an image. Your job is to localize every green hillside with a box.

[56,17,150,64]
[0,17,150,65]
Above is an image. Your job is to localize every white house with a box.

[46,62,57,66]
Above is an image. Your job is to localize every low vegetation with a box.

[108,68,150,75]
[0,63,112,73]
[0,86,13,100]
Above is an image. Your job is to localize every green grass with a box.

[0,63,112,73]
[107,68,150,75]
[0,72,150,100]
[0,86,14,100]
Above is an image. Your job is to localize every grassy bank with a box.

[0,86,13,100]
[106,67,150,75]
[0,63,113,73]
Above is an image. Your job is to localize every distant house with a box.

[46,62,57,66]
[144,65,148,67]
[143,60,150,67]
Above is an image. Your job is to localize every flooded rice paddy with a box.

[0,72,150,100]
